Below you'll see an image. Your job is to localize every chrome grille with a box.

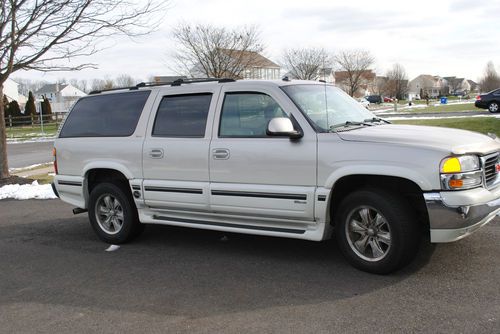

[482,153,499,188]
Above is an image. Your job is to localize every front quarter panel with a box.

[317,133,445,191]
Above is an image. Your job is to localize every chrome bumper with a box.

[424,192,500,243]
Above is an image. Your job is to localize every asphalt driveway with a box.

[0,199,499,333]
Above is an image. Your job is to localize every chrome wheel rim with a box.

[345,206,392,262]
[95,194,124,235]
[490,103,498,112]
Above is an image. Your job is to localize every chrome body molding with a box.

[424,192,500,243]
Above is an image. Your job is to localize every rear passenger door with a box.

[142,87,220,212]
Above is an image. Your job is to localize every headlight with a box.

[440,155,480,173]
[440,155,482,190]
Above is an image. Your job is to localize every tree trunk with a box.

[0,84,9,179]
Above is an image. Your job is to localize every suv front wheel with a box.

[88,182,144,244]
[335,189,420,274]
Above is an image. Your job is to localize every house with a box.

[334,70,377,97]
[467,80,480,94]
[153,76,187,83]
[35,83,86,113]
[408,75,447,99]
[3,78,27,106]
[190,50,281,80]
[443,76,474,95]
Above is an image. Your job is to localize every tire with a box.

[88,182,144,244]
[334,189,421,274]
[488,102,499,113]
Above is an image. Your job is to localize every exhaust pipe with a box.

[72,207,88,215]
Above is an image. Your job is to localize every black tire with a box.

[488,102,499,113]
[88,182,144,244]
[334,189,421,274]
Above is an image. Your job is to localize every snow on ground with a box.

[0,181,57,200]
[385,114,500,121]
[7,137,55,144]
[9,163,51,173]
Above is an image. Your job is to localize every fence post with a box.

[8,115,12,128]
[31,114,34,128]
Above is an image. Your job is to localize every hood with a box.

[337,124,500,155]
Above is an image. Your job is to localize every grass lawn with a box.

[393,117,500,136]
[6,123,58,139]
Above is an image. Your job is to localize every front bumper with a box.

[425,191,500,243]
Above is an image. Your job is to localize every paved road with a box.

[0,199,498,333]
[7,141,54,168]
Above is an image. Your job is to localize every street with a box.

[0,199,498,333]
[7,141,54,168]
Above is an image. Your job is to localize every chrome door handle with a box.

[212,148,230,160]
[149,148,164,159]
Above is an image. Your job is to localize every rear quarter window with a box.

[59,90,150,137]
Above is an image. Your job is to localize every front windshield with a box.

[282,84,376,132]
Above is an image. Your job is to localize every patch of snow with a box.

[9,162,51,172]
[7,138,55,144]
[386,114,500,121]
[0,181,57,200]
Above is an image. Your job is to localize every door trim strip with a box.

[144,186,203,194]
[211,190,307,201]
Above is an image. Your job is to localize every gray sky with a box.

[12,0,500,84]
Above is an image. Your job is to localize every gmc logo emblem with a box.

[496,163,500,172]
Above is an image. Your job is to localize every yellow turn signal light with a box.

[441,157,461,173]
[448,179,463,188]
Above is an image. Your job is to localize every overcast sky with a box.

[12,0,500,84]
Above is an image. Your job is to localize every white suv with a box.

[52,78,500,274]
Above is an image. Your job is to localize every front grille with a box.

[482,153,499,188]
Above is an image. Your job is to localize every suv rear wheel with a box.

[488,102,499,113]
[335,189,420,274]
[88,182,144,244]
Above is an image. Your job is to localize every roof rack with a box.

[89,78,235,95]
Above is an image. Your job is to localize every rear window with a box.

[59,91,150,137]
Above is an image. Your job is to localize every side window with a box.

[152,93,212,137]
[219,92,288,137]
[59,91,150,137]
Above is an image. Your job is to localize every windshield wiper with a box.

[363,117,391,124]
[330,121,366,131]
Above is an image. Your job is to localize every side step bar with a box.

[153,215,306,235]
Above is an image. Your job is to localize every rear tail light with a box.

[476,95,481,100]
[52,147,58,175]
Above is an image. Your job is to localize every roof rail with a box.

[89,78,235,95]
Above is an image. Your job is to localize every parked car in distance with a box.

[475,89,500,113]
[365,95,382,104]
[357,97,370,109]
[383,97,394,103]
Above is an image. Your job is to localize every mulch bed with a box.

[0,175,34,187]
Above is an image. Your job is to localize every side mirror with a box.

[266,117,303,139]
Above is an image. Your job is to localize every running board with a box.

[152,215,306,235]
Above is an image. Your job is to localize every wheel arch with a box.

[83,167,131,207]
[327,174,429,231]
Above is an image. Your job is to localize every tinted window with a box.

[152,94,212,137]
[59,91,150,137]
[219,93,288,137]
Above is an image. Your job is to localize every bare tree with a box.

[0,0,166,179]
[479,61,500,93]
[333,50,375,96]
[280,48,330,80]
[385,63,408,100]
[115,74,136,88]
[171,23,264,79]
[69,79,88,93]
